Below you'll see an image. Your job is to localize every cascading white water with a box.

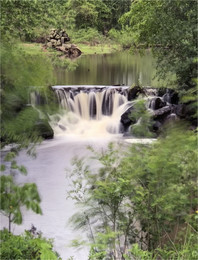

[50,85,131,137]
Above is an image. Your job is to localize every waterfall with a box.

[49,85,131,137]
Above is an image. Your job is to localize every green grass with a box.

[19,42,121,56]
[19,43,45,55]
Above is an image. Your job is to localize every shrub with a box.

[0,228,61,260]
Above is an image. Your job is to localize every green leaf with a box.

[0,164,6,171]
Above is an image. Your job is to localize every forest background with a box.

[0,0,197,259]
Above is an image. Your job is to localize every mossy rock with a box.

[35,120,54,139]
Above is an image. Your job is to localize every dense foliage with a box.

[0,0,130,41]
[0,1,197,259]
[0,42,55,149]
[120,0,197,119]
[0,228,60,260]
[0,0,66,41]
[1,6,58,257]
[68,124,198,259]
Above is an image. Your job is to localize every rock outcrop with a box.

[120,86,183,134]
[45,29,81,58]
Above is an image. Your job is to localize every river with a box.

[0,51,155,259]
[54,50,155,86]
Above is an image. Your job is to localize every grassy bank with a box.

[20,42,121,56]
[77,43,121,55]
[19,43,45,55]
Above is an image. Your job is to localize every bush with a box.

[68,28,104,44]
[108,28,134,49]
[0,228,61,260]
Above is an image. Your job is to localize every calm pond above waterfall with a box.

[1,51,156,260]
[54,50,155,86]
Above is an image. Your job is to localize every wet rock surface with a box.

[50,85,193,138]
[128,86,142,100]
[120,106,136,131]
[120,86,185,134]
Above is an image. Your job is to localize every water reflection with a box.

[54,50,156,86]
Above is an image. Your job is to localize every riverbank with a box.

[20,41,121,56]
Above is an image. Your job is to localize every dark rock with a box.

[157,88,167,97]
[175,104,186,117]
[152,106,172,122]
[64,36,70,42]
[128,86,142,101]
[58,124,66,131]
[153,106,172,117]
[62,32,68,37]
[68,47,81,58]
[162,89,179,104]
[152,120,162,131]
[149,97,166,110]
[35,120,54,139]
[120,106,136,130]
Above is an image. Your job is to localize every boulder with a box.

[50,39,57,46]
[61,37,65,44]
[62,32,68,37]
[162,89,179,104]
[46,42,52,48]
[153,106,172,121]
[149,97,166,110]
[55,34,61,40]
[152,120,162,132]
[175,104,186,117]
[35,120,54,139]
[68,47,82,58]
[58,124,66,131]
[56,39,61,46]
[120,106,136,130]
[128,86,142,101]
[45,29,81,58]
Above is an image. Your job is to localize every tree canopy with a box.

[120,0,197,92]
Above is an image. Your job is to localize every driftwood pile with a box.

[45,29,81,58]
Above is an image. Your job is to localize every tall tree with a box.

[120,0,197,119]
[103,0,131,30]
[68,125,197,259]
[0,0,67,41]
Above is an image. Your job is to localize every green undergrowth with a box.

[0,229,61,260]
[19,43,44,55]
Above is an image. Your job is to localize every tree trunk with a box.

[8,213,11,233]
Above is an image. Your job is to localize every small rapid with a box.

[50,85,132,137]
